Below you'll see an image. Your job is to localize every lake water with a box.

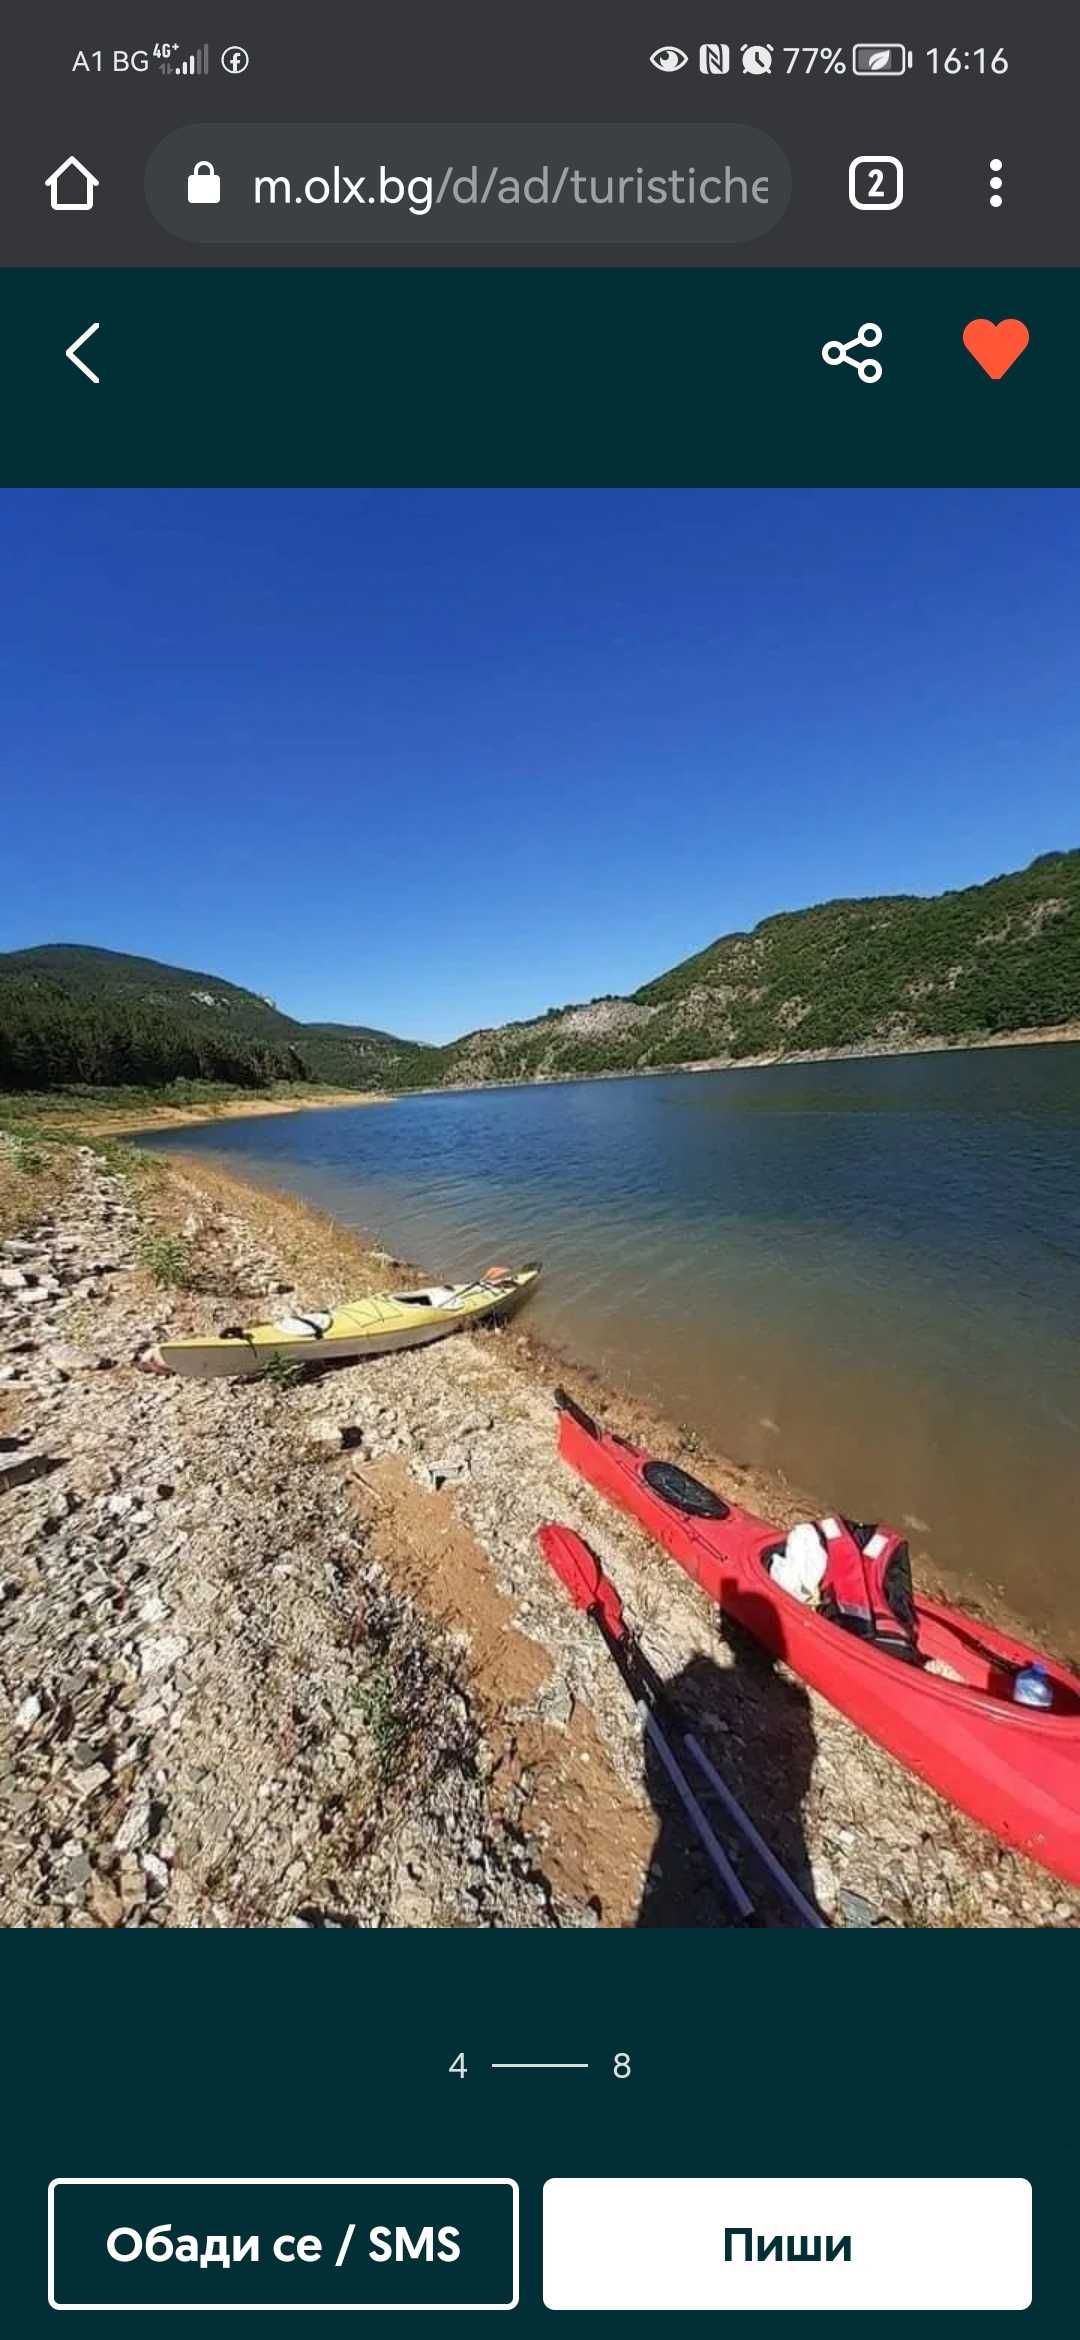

[142,1047,1080,1643]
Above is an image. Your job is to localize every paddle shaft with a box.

[636,1700,754,1922]
[682,1733,827,1930]
[582,1582,821,1929]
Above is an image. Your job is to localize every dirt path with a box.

[2,1137,1077,1931]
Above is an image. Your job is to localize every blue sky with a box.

[2,488,1077,1041]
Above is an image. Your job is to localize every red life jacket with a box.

[816,1516,920,1663]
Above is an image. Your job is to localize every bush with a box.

[353,1662,409,1778]
[257,1352,305,1390]
[139,1233,196,1289]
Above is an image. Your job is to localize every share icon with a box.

[821,321,884,385]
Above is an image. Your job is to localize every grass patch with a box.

[257,1352,306,1390]
[352,1661,409,1780]
[0,1081,292,1121]
[0,1116,78,1240]
[94,1137,164,1188]
[139,1232,196,1289]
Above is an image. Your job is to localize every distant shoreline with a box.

[403,1016,1080,1102]
[6,1016,1079,1135]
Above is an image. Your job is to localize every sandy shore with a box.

[1,1128,1077,1932]
[71,1090,390,1137]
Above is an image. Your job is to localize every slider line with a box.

[490,2061,589,2069]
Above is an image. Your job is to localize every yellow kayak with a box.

[148,1262,541,1380]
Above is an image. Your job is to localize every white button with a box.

[543,2179,1032,2311]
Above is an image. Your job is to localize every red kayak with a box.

[555,1388,1080,1889]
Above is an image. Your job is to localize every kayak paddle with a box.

[537,1522,825,1929]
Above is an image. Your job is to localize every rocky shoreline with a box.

[2,1132,1077,1931]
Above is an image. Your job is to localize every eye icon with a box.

[650,45,689,72]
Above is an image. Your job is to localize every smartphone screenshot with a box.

[2,3,1073,2327]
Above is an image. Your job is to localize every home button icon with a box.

[46,157,100,213]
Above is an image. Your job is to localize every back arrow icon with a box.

[65,321,100,383]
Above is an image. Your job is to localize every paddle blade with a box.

[537,1524,625,1641]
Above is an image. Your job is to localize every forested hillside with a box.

[3,852,1078,1096]
[439,849,1080,1083]
[0,945,442,1093]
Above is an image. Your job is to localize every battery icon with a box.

[852,44,911,75]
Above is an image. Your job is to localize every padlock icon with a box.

[187,159,221,206]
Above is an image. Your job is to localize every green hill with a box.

[438,849,1080,1084]
[3,852,1078,1097]
[0,944,442,1093]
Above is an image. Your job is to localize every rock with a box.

[838,1887,884,1930]
[537,1674,574,1728]
[46,1342,90,1375]
[86,1873,124,1927]
[139,1634,187,1677]
[393,1880,438,1925]
[62,1851,94,1890]
[130,1697,167,1731]
[308,1420,365,1456]
[1,1452,53,1494]
[422,1448,470,1491]
[118,1854,147,1908]
[809,1856,838,1907]
[14,1693,42,1733]
[113,1795,151,1853]
[73,1764,112,1800]
[142,1851,170,1894]
[308,1421,347,1455]
[0,1267,27,1290]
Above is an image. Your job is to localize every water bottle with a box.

[1012,1662,1054,1710]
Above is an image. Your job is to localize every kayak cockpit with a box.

[915,1605,1080,1711]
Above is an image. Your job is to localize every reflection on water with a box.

[143,1045,1080,1639]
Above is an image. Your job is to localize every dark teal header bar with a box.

[3,269,1074,485]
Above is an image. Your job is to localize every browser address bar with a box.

[144,124,792,245]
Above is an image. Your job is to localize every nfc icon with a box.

[699,43,731,74]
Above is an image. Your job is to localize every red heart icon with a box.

[963,318,1030,379]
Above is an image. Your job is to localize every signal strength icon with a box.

[161,43,210,76]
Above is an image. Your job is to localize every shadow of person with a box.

[636,1597,822,1928]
